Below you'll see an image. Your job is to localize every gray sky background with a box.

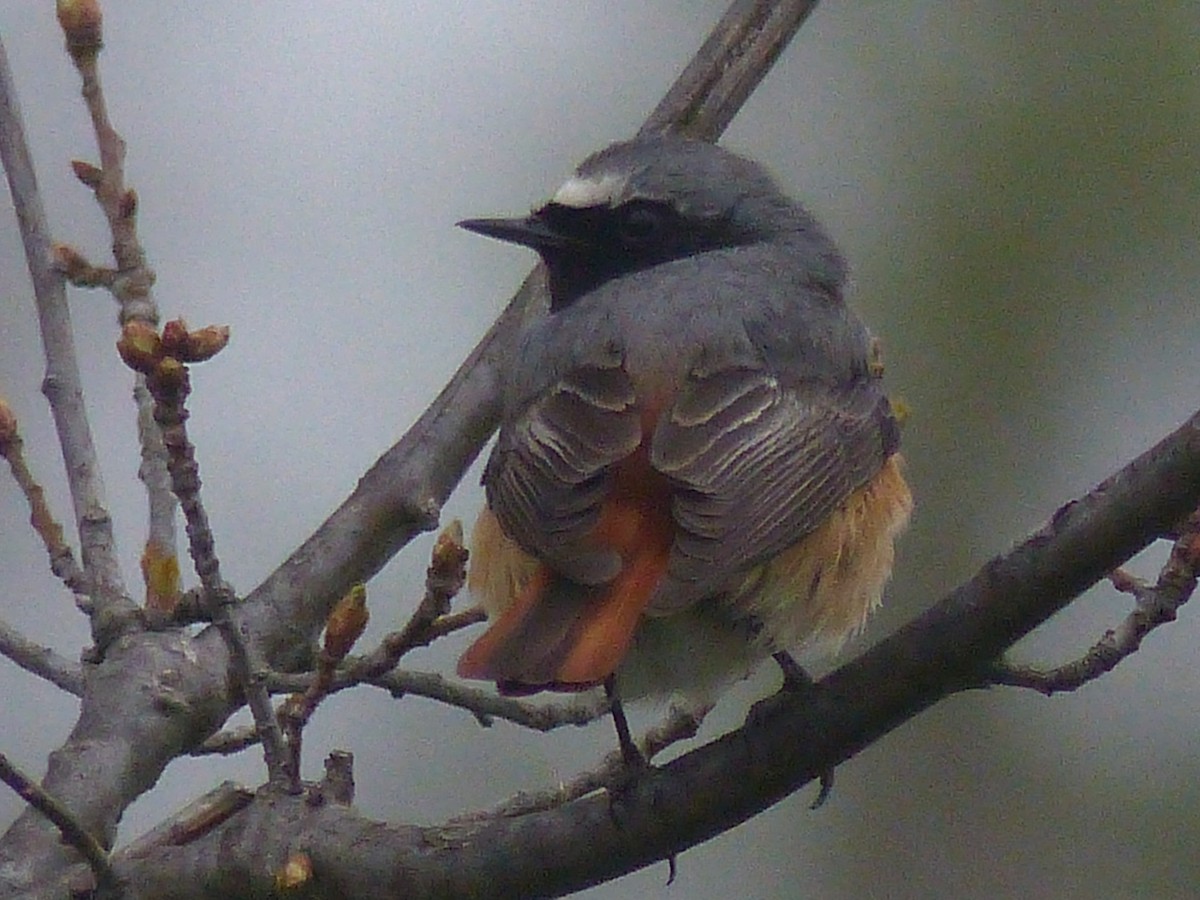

[2,4,1199,898]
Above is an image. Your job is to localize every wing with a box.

[650,360,899,611]
[483,352,642,585]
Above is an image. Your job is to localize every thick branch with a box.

[984,513,1200,694]
[102,410,1200,900]
[0,753,112,892]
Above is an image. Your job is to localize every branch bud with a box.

[153,356,188,389]
[180,325,231,363]
[50,242,90,278]
[0,397,17,450]
[119,187,138,219]
[141,540,181,613]
[116,321,162,373]
[868,336,886,378]
[70,159,103,189]
[274,852,313,890]
[323,585,369,662]
[427,519,468,607]
[160,319,190,357]
[56,0,103,61]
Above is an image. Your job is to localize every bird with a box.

[455,135,911,760]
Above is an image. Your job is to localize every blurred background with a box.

[1,3,1198,897]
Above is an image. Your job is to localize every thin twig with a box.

[381,522,470,659]
[276,526,466,775]
[190,726,261,757]
[0,617,84,696]
[0,399,89,604]
[278,585,369,778]
[59,3,178,608]
[0,33,133,637]
[139,345,291,788]
[422,606,488,641]
[195,670,608,757]
[196,603,487,757]
[369,670,608,730]
[985,508,1200,694]
[0,751,114,890]
[347,524,472,684]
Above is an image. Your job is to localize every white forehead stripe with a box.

[551,173,625,208]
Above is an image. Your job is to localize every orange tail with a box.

[458,435,674,693]
[457,547,667,692]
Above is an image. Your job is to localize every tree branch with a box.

[57,2,178,599]
[135,335,291,788]
[0,398,89,603]
[98,409,1200,900]
[452,703,712,823]
[639,0,820,140]
[0,752,113,893]
[983,510,1200,694]
[0,618,84,697]
[0,33,133,635]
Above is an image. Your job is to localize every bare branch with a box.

[368,670,607,730]
[135,340,292,789]
[187,727,259,758]
[0,33,133,635]
[640,0,821,140]
[421,606,488,641]
[105,409,1200,900]
[278,585,370,781]
[385,522,470,656]
[0,751,113,891]
[0,398,89,603]
[0,617,84,696]
[276,526,466,777]
[985,507,1200,694]
[194,671,607,758]
[57,1,179,604]
[347,524,471,683]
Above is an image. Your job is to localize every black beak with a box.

[456,211,577,252]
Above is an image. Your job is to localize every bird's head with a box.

[458,135,837,310]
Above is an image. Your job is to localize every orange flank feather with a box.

[458,415,674,692]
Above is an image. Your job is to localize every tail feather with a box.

[456,557,660,690]
[459,419,674,692]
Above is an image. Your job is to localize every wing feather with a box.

[651,363,895,610]
[484,355,642,585]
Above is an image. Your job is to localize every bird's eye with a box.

[615,201,667,245]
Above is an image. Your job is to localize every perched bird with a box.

[456,136,911,746]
